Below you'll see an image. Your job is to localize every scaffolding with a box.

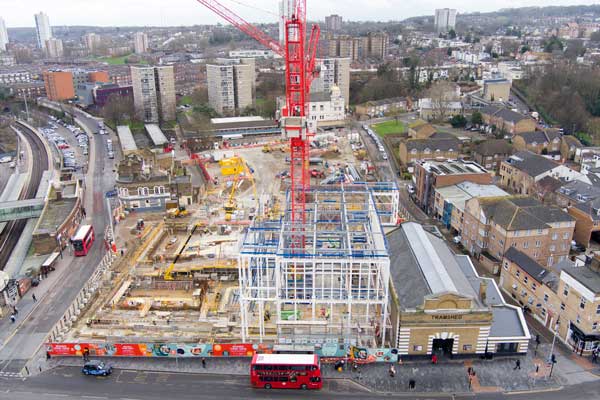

[238,183,398,346]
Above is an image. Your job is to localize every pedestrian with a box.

[46,351,51,360]
[352,362,358,373]
[201,357,206,368]
[120,249,124,257]
[10,314,16,323]
[32,293,37,302]
[13,306,18,315]
[514,359,521,370]
[388,364,396,378]
[592,349,598,364]
[408,379,416,390]
[431,354,438,364]
[83,348,90,362]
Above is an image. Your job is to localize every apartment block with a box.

[0,17,8,52]
[327,32,388,60]
[434,8,457,33]
[414,159,492,215]
[133,32,148,54]
[34,12,52,49]
[131,65,176,123]
[207,60,254,115]
[500,250,600,355]
[325,14,343,31]
[310,58,350,106]
[461,196,575,267]
[45,38,63,58]
[42,70,75,101]
[83,32,101,51]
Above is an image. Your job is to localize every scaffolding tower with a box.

[238,182,399,346]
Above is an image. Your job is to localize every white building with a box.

[45,37,63,58]
[278,0,289,45]
[131,65,176,123]
[133,32,148,54]
[207,59,254,115]
[0,17,8,52]
[310,57,350,106]
[34,12,52,49]
[83,33,101,51]
[229,49,278,59]
[307,86,345,132]
[434,8,457,33]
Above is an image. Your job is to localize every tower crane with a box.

[194,0,320,250]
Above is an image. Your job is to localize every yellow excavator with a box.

[224,160,258,221]
[164,224,199,280]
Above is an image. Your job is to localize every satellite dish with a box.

[0,271,9,292]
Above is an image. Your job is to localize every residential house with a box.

[461,196,576,267]
[355,97,412,118]
[533,176,565,205]
[499,247,559,326]
[414,159,492,215]
[480,105,537,135]
[418,98,463,121]
[433,182,509,232]
[501,252,600,355]
[560,136,583,161]
[408,120,436,139]
[499,151,590,195]
[512,129,562,155]
[398,132,461,166]
[472,139,513,172]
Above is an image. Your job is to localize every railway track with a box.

[0,122,50,270]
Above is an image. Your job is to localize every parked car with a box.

[571,241,585,253]
[82,360,112,376]
[108,151,114,159]
[407,185,415,194]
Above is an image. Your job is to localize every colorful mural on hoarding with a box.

[46,342,398,363]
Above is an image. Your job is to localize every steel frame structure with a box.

[238,183,399,346]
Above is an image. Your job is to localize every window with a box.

[580,297,586,309]
[520,289,527,297]
[576,315,581,324]
[548,256,554,265]
[593,322,598,331]
[597,304,600,315]
[560,302,566,311]
[543,293,549,303]
[523,242,529,249]
[516,270,521,278]
[413,345,422,351]
[463,344,472,351]
[550,245,556,252]
[563,232,569,239]
[503,261,509,270]
[552,233,558,240]
[541,307,546,317]
[537,229,543,234]
[535,240,541,247]
[563,284,570,297]
[532,283,537,291]
[524,276,529,284]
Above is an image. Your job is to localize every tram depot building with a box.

[387,223,530,357]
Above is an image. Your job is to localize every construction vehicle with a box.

[262,145,272,153]
[167,206,188,218]
[195,0,321,239]
[310,169,325,178]
[164,224,200,280]
[224,161,258,222]
[219,156,244,176]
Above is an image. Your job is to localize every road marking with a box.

[81,396,107,399]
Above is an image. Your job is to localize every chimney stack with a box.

[479,280,488,304]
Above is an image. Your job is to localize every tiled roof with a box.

[478,196,574,230]
[505,151,559,177]
[473,139,513,156]
[481,105,530,124]
[504,247,556,284]
[405,137,461,152]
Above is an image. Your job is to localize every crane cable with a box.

[223,0,279,17]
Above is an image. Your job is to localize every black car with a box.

[82,360,113,376]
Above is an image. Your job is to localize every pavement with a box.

[0,109,115,377]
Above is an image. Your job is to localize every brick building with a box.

[512,129,561,155]
[42,70,75,101]
[414,159,492,215]
[461,196,575,267]
[398,132,461,166]
[472,139,513,173]
[480,105,537,135]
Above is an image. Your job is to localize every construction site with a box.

[59,129,399,346]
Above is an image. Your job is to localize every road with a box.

[0,122,50,270]
[0,366,598,400]
[0,110,115,376]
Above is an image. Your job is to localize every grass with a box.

[94,54,148,65]
[372,120,406,137]
[180,96,193,106]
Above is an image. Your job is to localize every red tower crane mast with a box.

[195,0,320,249]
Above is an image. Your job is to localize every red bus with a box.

[250,353,322,390]
[72,225,95,256]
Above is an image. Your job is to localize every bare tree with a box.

[425,81,459,121]
[101,93,135,125]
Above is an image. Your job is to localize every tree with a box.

[450,114,467,128]
[520,45,531,54]
[564,39,585,60]
[543,36,564,53]
[101,93,135,125]
[471,111,483,125]
[591,31,600,43]
[448,29,457,39]
[426,81,459,122]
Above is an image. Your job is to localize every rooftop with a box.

[505,151,559,177]
[418,159,488,176]
[504,247,559,288]
[387,222,483,309]
[562,265,600,295]
[116,125,137,154]
[481,105,530,124]
[515,130,561,145]
[435,182,509,212]
[211,116,265,125]
[145,124,168,147]
[473,139,513,156]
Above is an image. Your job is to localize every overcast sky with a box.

[1,0,598,27]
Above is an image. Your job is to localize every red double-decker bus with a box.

[71,225,95,256]
[250,353,322,390]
